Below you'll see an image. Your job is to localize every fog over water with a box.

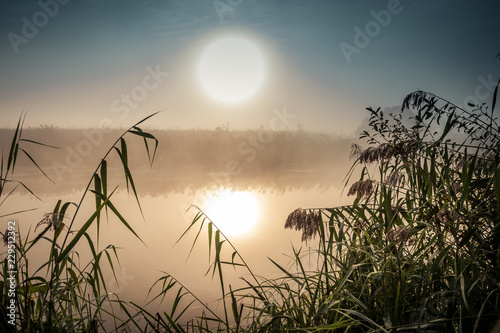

[0,127,355,194]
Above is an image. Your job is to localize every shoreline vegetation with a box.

[1,80,500,332]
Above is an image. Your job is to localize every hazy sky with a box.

[0,0,499,135]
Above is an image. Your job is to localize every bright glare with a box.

[203,189,260,237]
[198,37,265,103]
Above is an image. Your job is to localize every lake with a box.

[1,128,356,327]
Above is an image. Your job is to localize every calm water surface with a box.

[5,167,354,326]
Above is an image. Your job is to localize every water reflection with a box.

[203,188,260,237]
[3,180,354,330]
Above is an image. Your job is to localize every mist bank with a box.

[0,127,355,196]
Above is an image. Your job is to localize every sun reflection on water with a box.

[203,188,260,237]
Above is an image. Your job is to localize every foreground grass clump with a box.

[285,89,500,332]
[0,113,160,332]
[332,91,500,332]
[163,85,500,332]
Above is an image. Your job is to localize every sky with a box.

[0,0,499,135]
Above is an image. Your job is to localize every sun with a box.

[198,37,265,103]
[203,189,260,237]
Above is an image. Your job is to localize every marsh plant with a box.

[1,74,500,332]
[0,112,160,332]
[156,83,500,332]
[278,88,500,332]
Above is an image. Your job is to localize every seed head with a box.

[436,208,463,226]
[385,171,404,187]
[285,208,321,241]
[35,212,64,236]
[347,180,375,199]
[353,141,419,165]
[386,226,415,245]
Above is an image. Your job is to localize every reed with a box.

[153,81,500,332]
[0,112,160,332]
